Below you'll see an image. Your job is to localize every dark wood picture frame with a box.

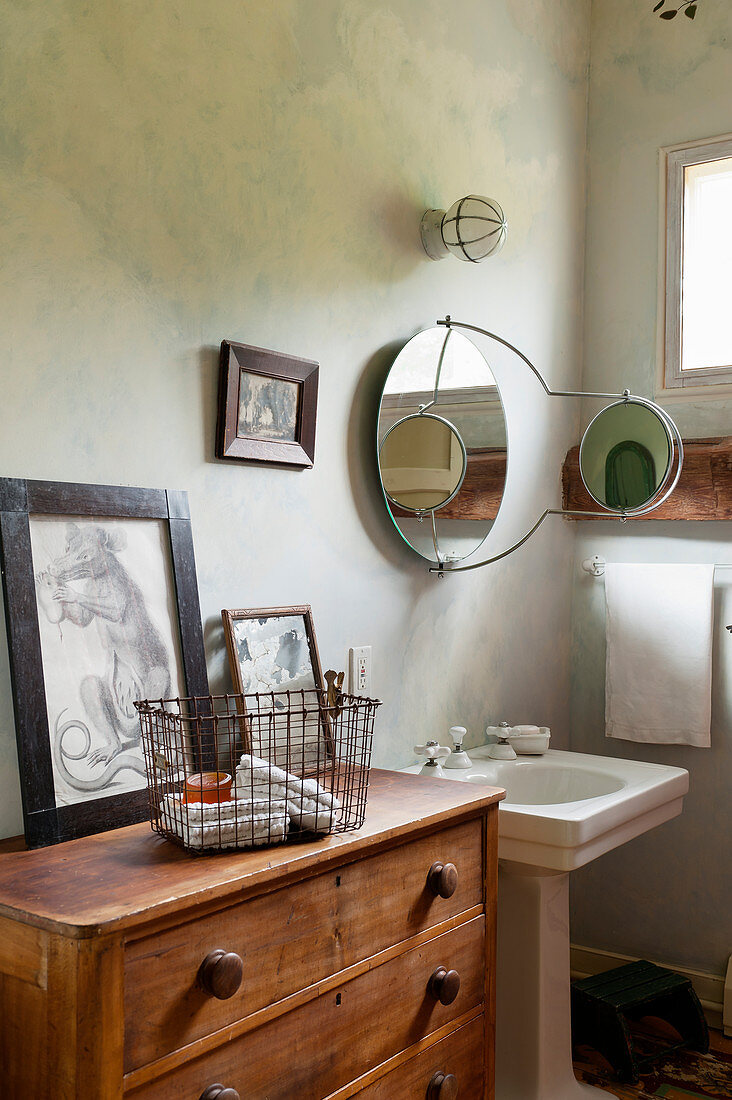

[216,340,319,468]
[0,478,209,848]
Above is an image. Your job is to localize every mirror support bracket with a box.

[430,508,610,575]
[429,318,684,576]
[437,316,628,402]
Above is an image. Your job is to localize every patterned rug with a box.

[573,1021,732,1099]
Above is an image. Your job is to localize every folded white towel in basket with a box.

[164,795,287,826]
[234,755,291,799]
[287,799,339,832]
[287,776,334,800]
[234,777,289,800]
[177,818,287,850]
[286,787,341,833]
[160,794,288,850]
[236,754,291,785]
[236,753,342,833]
[286,791,339,815]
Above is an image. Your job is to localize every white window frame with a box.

[660,133,732,396]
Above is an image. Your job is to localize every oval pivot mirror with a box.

[579,399,677,512]
[377,326,508,565]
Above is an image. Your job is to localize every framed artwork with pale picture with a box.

[216,340,319,468]
[221,605,327,772]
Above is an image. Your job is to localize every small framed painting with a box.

[221,605,326,771]
[0,478,209,848]
[216,340,319,468]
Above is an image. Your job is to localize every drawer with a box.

[124,818,482,1071]
[351,1014,486,1099]
[126,915,485,1100]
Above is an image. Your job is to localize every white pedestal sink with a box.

[401,748,689,1100]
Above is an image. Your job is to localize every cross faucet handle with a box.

[414,741,450,761]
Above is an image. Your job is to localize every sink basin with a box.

[401,747,689,1099]
[464,762,623,803]
[402,748,688,873]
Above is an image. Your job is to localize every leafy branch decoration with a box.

[653,0,701,20]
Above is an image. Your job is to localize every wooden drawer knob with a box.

[426,1071,459,1099]
[197,949,244,1000]
[429,966,461,1006]
[427,861,458,899]
[199,1087,240,1100]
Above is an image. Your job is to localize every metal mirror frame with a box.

[378,411,468,515]
[420,318,684,576]
[378,326,508,566]
[578,397,675,513]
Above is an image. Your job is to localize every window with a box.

[664,135,732,389]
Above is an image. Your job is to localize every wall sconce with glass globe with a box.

[420,195,507,263]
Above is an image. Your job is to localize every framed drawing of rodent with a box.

[0,478,209,848]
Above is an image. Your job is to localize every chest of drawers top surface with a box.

[0,769,503,937]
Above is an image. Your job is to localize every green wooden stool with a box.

[571,959,709,1083]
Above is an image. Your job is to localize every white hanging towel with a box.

[605,563,713,747]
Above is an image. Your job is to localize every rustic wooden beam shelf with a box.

[390,438,732,525]
[562,436,732,521]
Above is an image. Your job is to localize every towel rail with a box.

[581,555,732,578]
[580,556,732,632]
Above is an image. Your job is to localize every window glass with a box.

[681,156,732,373]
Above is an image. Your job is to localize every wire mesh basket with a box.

[135,690,380,853]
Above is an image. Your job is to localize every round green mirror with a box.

[579,399,673,511]
[379,413,467,513]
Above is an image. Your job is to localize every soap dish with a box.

[507,726,551,755]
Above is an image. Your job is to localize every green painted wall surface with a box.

[0,1,591,837]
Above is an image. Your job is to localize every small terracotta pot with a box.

[184,772,232,804]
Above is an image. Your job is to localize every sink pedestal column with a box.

[495,865,604,1099]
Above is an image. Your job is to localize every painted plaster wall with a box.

[0,1,591,837]
[570,1,732,977]
[581,0,732,434]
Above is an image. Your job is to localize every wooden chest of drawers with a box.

[0,770,502,1099]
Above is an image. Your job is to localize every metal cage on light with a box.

[421,195,508,263]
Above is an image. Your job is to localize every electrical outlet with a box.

[348,646,372,696]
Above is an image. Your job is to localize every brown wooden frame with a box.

[221,605,325,697]
[216,341,319,468]
[0,478,209,848]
